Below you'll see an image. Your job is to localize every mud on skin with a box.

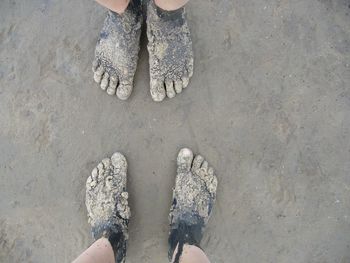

[86,152,131,263]
[168,148,218,262]
[147,0,194,101]
[93,0,142,100]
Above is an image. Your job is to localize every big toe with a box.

[150,79,166,102]
[117,81,133,100]
[111,152,128,176]
[177,148,194,173]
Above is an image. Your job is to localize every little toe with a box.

[174,80,183,94]
[86,176,93,189]
[182,75,190,89]
[106,75,118,95]
[165,80,176,98]
[87,168,97,189]
[207,170,218,195]
[188,58,194,78]
[117,80,133,100]
[100,72,110,91]
[177,148,194,173]
[91,167,98,181]
[192,155,204,172]
[150,79,166,102]
[93,65,104,83]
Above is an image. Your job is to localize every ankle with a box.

[168,220,204,261]
[92,222,128,263]
[152,1,185,23]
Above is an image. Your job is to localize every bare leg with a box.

[72,238,114,263]
[92,0,142,100]
[147,1,194,101]
[168,148,218,262]
[95,0,130,14]
[72,153,131,263]
[155,0,189,11]
[95,0,188,15]
[171,244,211,263]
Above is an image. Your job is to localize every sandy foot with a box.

[147,1,194,101]
[86,152,131,263]
[168,148,218,261]
[93,0,142,100]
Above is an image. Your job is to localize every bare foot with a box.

[86,152,130,263]
[168,148,218,261]
[93,0,142,100]
[147,1,194,101]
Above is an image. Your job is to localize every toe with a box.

[165,80,176,98]
[106,75,118,95]
[86,169,97,189]
[121,191,129,200]
[192,155,204,172]
[201,161,208,172]
[91,167,98,181]
[150,79,166,102]
[208,167,214,178]
[86,176,93,188]
[100,72,110,91]
[182,75,190,89]
[188,57,194,78]
[111,152,128,177]
[177,148,194,173]
[174,80,183,94]
[96,162,105,181]
[117,80,133,100]
[102,158,111,170]
[93,65,104,83]
[207,170,218,195]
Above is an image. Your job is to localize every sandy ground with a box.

[1,0,350,262]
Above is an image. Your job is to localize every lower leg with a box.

[146,0,193,101]
[72,153,130,263]
[72,238,114,263]
[168,149,218,263]
[172,244,211,263]
[155,0,189,11]
[95,0,130,14]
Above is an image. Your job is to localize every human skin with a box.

[172,244,211,263]
[154,0,189,11]
[95,0,130,14]
[72,240,210,263]
[95,0,189,14]
[72,238,115,263]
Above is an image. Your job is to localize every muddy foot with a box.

[146,1,194,102]
[168,148,218,261]
[86,152,131,263]
[93,0,142,100]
